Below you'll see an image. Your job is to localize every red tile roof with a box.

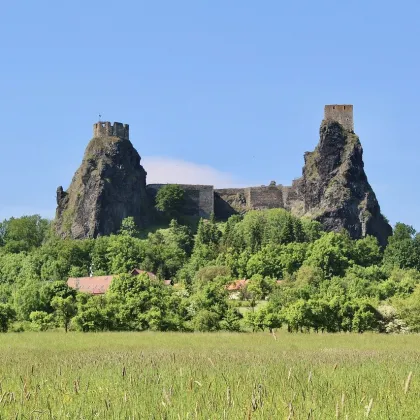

[68,269,170,294]
[226,279,248,291]
[67,276,114,294]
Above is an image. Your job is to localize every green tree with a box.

[220,308,242,331]
[195,217,222,247]
[108,273,176,331]
[192,281,228,318]
[40,280,77,314]
[0,303,15,332]
[0,252,27,284]
[106,235,146,274]
[180,218,223,284]
[244,306,281,332]
[306,299,337,332]
[0,215,50,253]
[192,310,220,332]
[351,300,380,333]
[384,223,420,270]
[14,280,48,320]
[281,300,313,332]
[142,221,193,279]
[119,217,139,238]
[91,236,111,275]
[155,184,185,218]
[300,218,323,242]
[29,311,56,331]
[194,266,231,288]
[247,274,273,300]
[394,285,420,332]
[38,238,93,281]
[246,246,282,279]
[51,296,77,332]
[72,295,115,332]
[221,215,244,250]
[353,236,382,267]
[305,232,353,278]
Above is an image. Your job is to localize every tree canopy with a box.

[155,184,185,218]
[2,212,420,335]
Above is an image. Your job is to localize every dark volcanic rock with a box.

[288,120,392,245]
[55,135,149,239]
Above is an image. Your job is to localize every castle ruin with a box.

[324,105,354,132]
[56,104,392,244]
[147,184,214,218]
[90,106,355,219]
[93,121,130,140]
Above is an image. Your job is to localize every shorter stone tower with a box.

[324,105,354,132]
[93,121,129,140]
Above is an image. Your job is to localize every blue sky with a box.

[1,0,419,229]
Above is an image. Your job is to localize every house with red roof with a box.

[225,279,249,300]
[67,268,171,295]
[67,275,114,295]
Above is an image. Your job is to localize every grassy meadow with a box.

[0,332,419,419]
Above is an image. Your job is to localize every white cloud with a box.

[142,156,247,188]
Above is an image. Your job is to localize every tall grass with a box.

[0,332,419,418]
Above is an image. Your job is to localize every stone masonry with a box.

[147,184,214,218]
[214,184,285,218]
[324,105,354,132]
[93,121,130,140]
[90,109,356,221]
[56,106,391,243]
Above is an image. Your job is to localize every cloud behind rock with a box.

[142,156,248,188]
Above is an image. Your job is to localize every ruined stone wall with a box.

[324,105,353,132]
[248,185,284,209]
[147,184,214,218]
[93,122,130,140]
[214,188,249,218]
[214,185,285,219]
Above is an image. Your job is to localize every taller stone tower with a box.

[324,105,354,132]
[55,121,149,239]
[284,105,391,245]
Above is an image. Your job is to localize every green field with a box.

[0,332,419,419]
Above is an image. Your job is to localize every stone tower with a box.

[324,105,354,132]
[55,120,149,239]
[93,121,129,140]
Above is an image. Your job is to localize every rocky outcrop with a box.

[55,116,391,245]
[55,135,149,239]
[286,120,392,245]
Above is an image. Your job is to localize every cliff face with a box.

[287,120,392,245]
[55,135,149,239]
[55,116,391,245]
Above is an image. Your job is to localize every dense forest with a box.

[1,199,420,334]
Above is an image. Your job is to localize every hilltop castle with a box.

[324,105,353,132]
[56,104,392,244]
[146,105,356,219]
[93,121,130,140]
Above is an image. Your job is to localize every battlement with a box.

[93,121,129,140]
[324,105,354,132]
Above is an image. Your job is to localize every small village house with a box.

[225,279,248,300]
[67,269,172,295]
